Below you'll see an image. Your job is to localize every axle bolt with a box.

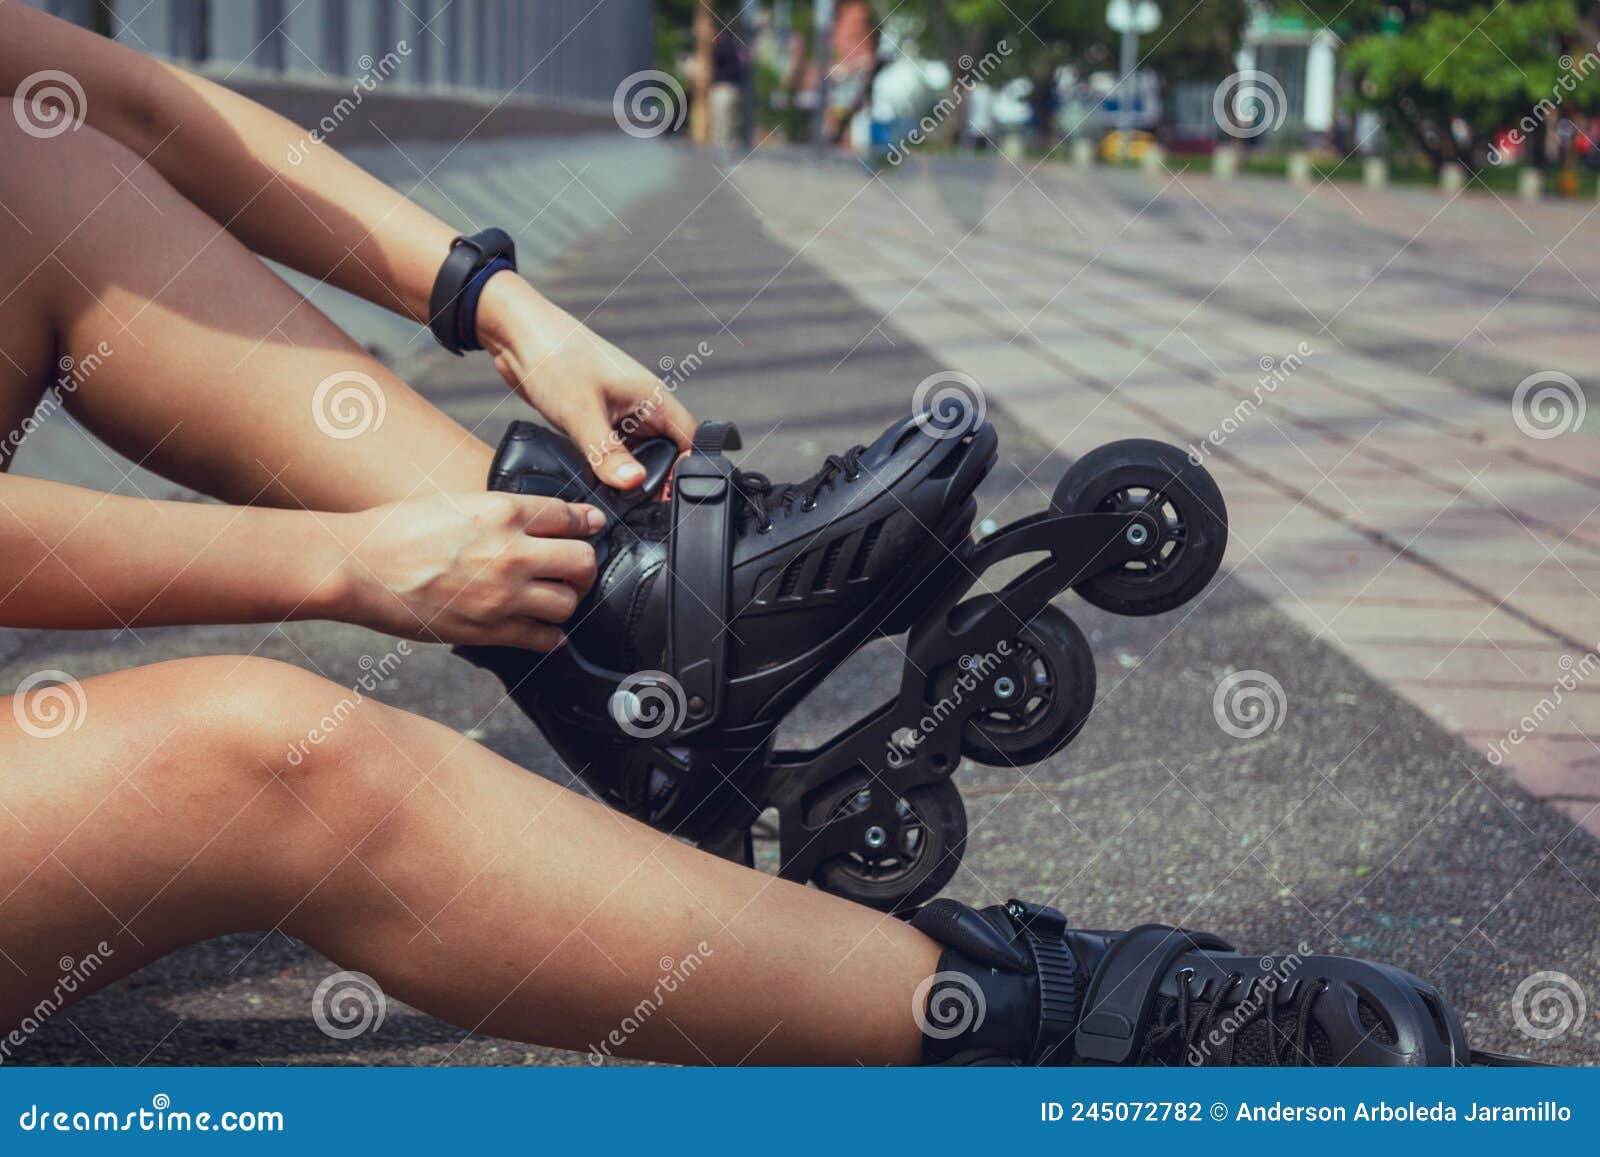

[993,675,1018,700]
[864,825,888,850]
[852,789,872,810]
[1125,523,1150,547]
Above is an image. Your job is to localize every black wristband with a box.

[428,227,518,355]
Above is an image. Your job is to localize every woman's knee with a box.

[180,655,403,764]
[111,656,420,821]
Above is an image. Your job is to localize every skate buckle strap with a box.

[666,421,743,739]
[1003,901,1079,1064]
[1074,923,1233,1065]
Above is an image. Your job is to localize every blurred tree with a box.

[889,1,1249,80]
[1298,0,1600,170]
[890,0,1249,137]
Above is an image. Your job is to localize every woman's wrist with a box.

[472,270,544,355]
[295,511,367,626]
[474,271,584,366]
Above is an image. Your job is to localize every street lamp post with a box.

[1105,1,1161,138]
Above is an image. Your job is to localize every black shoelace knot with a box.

[734,446,865,531]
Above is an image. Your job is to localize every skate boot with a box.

[911,897,1529,1066]
[460,412,1228,910]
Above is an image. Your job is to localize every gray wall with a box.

[31,0,655,106]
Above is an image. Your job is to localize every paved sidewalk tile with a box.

[737,152,1600,841]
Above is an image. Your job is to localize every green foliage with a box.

[1301,0,1600,168]
[891,0,1249,83]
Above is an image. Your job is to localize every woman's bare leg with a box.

[0,657,939,1064]
[1,117,490,509]
[0,117,944,1063]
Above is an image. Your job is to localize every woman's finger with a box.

[566,401,645,489]
[509,579,581,625]
[485,618,567,653]
[643,389,697,450]
[514,537,598,596]
[511,494,605,537]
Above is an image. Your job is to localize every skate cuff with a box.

[666,421,743,737]
[1073,923,1232,1065]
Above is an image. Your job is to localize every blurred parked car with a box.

[1100,129,1158,162]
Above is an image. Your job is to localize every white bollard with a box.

[1213,144,1238,180]
[1438,163,1466,193]
[1286,151,1313,186]
[1362,156,1388,189]
[1070,137,1094,168]
[1141,144,1166,175]
[1517,167,1543,202]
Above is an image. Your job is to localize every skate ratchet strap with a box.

[429,227,518,355]
[666,421,743,738]
[1074,923,1233,1065]
[1001,900,1080,1064]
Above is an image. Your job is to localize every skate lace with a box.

[1142,970,1330,1066]
[733,446,866,532]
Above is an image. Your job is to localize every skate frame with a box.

[753,505,1163,897]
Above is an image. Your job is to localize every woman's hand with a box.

[326,492,603,651]
[476,274,696,489]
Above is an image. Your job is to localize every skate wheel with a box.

[809,779,966,912]
[1052,439,1227,617]
[956,605,1096,767]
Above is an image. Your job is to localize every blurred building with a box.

[1238,8,1338,146]
[26,0,653,108]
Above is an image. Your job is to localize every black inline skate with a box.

[910,896,1535,1066]
[459,409,1228,911]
